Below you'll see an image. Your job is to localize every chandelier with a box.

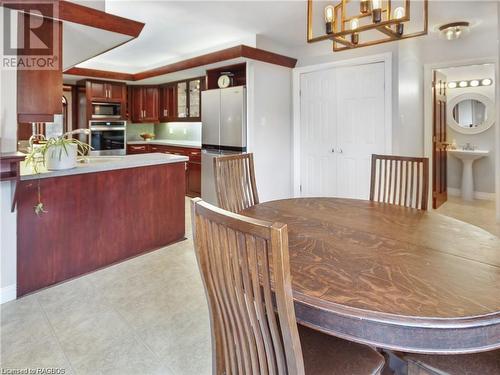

[307,0,428,51]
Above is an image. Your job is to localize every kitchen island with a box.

[17,153,188,296]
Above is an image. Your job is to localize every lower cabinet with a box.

[126,144,201,197]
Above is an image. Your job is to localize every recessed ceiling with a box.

[76,0,497,74]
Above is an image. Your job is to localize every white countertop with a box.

[127,139,201,149]
[20,153,188,181]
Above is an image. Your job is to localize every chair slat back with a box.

[370,154,429,210]
[214,153,259,213]
[191,198,304,375]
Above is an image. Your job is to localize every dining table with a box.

[241,197,500,354]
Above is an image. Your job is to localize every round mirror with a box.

[447,93,495,134]
[452,99,487,128]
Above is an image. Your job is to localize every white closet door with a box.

[335,62,386,200]
[300,68,337,197]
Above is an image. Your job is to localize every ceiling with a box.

[75,0,498,74]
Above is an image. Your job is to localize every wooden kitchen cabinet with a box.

[17,15,62,123]
[159,84,176,122]
[130,86,159,123]
[126,143,201,196]
[87,80,126,102]
[172,77,204,122]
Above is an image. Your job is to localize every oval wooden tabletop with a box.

[241,198,500,354]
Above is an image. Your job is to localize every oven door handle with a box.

[90,126,126,131]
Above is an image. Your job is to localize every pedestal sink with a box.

[448,149,489,201]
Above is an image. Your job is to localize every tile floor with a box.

[1,198,211,375]
[436,195,500,237]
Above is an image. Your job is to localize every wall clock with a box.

[217,74,232,88]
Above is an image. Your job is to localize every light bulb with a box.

[393,7,404,20]
[459,81,468,88]
[481,78,492,86]
[350,18,359,30]
[324,5,334,23]
[470,80,479,87]
[372,0,382,10]
[447,82,457,89]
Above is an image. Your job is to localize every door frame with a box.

[423,57,499,221]
[292,52,393,197]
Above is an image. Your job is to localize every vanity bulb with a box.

[470,80,479,87]
[481,78,492,86]
[324,5,334,23]
[447,82,457,89]
[458,81,468,88]
[350,18,359,30]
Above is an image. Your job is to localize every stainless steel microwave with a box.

[91,102,121,119]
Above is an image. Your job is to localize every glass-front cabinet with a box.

[188,79,202,118]
[176,81,187,118]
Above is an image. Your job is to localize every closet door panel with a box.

[299,69,337,197]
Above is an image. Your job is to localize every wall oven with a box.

[91,102,121,119]
[89,120,126,156]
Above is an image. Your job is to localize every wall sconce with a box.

[447,78,493,89]
[439,22,470,41]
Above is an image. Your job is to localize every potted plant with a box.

[25,129,91,215]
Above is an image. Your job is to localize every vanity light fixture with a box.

[482,78,492,86]
[308,0,428,52]
[447,78,493,89]
[439,22,470,41]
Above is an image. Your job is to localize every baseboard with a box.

[0,284,17,304]
[447,188,496,201]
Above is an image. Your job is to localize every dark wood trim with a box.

[2,0,144,38]
[64,45,297,81]
[65,67,135,81]
[240,45,297,68]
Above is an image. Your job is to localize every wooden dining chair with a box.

[402,350,500,375]
[213,153,259,213]
[370,154,429,210]
[191,197,386,375]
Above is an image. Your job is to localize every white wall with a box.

[247,60,293,202]
[0,7,19,303]
[439,64,496,195]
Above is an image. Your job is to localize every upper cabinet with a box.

[87,81,126,102]
[17,15,62,123]
[130,86,159,123]
[159,77,204,122]
[159,84,176,122]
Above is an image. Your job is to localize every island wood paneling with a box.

[17,162,186,296]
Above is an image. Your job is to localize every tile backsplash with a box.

[154,122,202,142]
[126,123,155,141]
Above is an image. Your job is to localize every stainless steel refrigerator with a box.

[201,86,246,205]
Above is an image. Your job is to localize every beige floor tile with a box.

[436,196,500,237]
[1,335,73,374]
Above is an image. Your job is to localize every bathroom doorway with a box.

[425,62,499,236]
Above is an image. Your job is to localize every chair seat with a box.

[404,350,500,375]
[299,325,385,375]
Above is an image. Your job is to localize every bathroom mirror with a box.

[447,93,495,134]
